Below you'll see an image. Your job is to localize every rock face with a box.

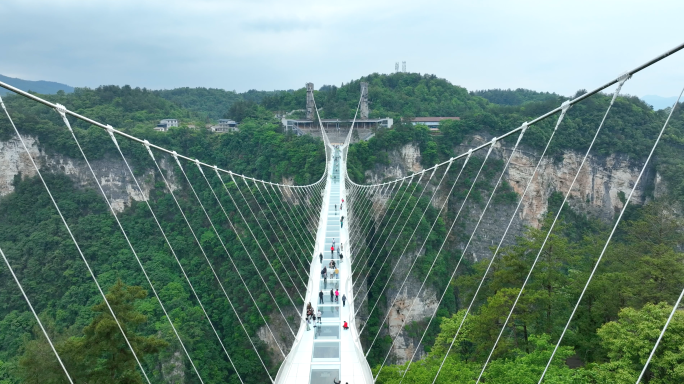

[0,135,180,212]
[361,135,660,363]
[0,134,664,365]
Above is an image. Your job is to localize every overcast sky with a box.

[1,0,682,98]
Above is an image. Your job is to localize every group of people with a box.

[327,238,343,261]
[318,288,346,305]
[305,302,322,331]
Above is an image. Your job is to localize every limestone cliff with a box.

[360,135,663,363]
[0,135,181,211]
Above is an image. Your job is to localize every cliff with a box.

[0,135,181,211]
[360,135,664,362]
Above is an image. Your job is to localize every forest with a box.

[0,72,683,383]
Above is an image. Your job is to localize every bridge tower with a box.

[306,82,314,120]
[360,82,369,119]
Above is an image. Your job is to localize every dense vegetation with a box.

[334,74,684,382]
[0,87,325,383]
[1,71,684,383]
[471,88,560,106]
[154,88,281,120]
[370,201,684,383]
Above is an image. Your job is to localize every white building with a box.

[210,119,238,133]
[160,119,178,127]
[411,117,460,131]
[154,119,179,132]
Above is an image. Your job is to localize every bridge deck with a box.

[276,148,373,383]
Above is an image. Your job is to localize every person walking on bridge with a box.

[319,252,323,264]
[330,289,334,303]
[340,216,344,228]
[319,290,324,304]
[342,294,347,307]
[330,245,335,258]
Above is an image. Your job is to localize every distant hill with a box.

[154,88,280,120]
[0,74,74,96]
[641,95,680,110]
[471,88,560,106]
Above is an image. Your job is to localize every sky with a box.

[0,0,683,99]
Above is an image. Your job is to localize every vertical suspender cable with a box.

[54,107,205,384]
[539,84,683,384]
[0,245,74,384]
[106,130,245,382]
[475,75,631,384]
[155,149,287,357]
[143,145,282,376]
[0,97,150,384]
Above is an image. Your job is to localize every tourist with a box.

[342,294,347,307]
[319,290,324,304]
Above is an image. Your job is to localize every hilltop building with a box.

[411,117,460,131]
[210,119,238,133]
[154,118,179,132]
[282,117,393,134]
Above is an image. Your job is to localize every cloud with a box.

[0,0,682,98]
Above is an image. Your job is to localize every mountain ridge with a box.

[0,74,74,96]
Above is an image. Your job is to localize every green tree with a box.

[18,280,168,384]
[589,302,684,384]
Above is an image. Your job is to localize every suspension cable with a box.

[367,155,460,366]
[256,180,314,261]
[475,75,631,384]
[355,170,434,321]
[350,184,390,273]
[379,139,491,382]
[55,107,206,383]
[427,130,528,382]
[249,178,311,279]
[400,105,567,382]
[352,178,415,281]
[188,160,299,334]
[143,145,281,378]
[538,82,683,384]
[363,163,454,354]
[351,183,399,268]
[0,245,74,383]
[154,148,287,357]
[224,172,307,291]
[272,183,315,249]
[0,97,153,384]
[106,129,245,382]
